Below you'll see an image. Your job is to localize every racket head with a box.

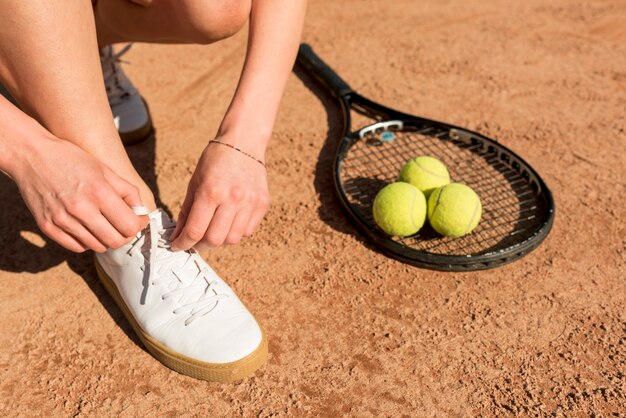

[332,94,555,271]
[295,43,555,271]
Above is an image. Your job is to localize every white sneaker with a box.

[94,207,268,382]
[100,44,153,145]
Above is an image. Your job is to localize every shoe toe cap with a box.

[194,316,264,364]
[158,312,264,364]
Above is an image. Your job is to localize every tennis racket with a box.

[296,44,555,271]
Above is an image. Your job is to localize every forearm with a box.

[217,0,308,156]
[0,96,48,180]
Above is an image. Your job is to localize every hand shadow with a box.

[293,64,380,251]
[0,84,169,349]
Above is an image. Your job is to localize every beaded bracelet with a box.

[208,139,266,169]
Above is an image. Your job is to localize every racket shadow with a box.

[293,65,384,247]
[294,65,454,249]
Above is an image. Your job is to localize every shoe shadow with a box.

[0,85,166,350]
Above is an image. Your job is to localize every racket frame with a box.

[297,44,555,271]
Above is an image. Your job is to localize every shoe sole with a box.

[94,257,269,382]
[119,97,154,146]
[120,122,153,145]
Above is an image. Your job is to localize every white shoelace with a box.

[100,44,136,106]
[128,208,229,326]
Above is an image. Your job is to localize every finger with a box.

[170,191,195,242]
[102,167,144,208]
[52,212,108,253]
[171,201,215,251]
[201,204,237,248]
[82,212,131,250]
[39,221,87,253]
[224,206,253,245]
[193,241,211,254]
[99,191,148,238]
[244,205,268,236]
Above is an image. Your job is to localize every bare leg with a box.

[94,0,251,47]
[0,0,156,209]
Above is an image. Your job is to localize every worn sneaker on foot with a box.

[100,44,153,145]
[94,207,268,382]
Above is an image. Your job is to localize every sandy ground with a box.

[1,0,625,416]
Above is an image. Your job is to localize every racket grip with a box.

[297,43,354,98]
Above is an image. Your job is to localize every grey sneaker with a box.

[100,44,153,145]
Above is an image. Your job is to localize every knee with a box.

[179,0,251,44]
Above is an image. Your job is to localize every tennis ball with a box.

[428,183,482,237]
[398,156,450,198]
[372,182,427,237]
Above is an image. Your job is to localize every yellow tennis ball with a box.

[398,156,451,198]
[372,182,427,237]
[428,183,482,237]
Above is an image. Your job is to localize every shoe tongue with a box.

[148,208,176,230]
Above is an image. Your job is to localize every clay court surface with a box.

[1,0,625,415]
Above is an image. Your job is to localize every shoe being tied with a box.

[94,207,268,382]
[100,44,153,145]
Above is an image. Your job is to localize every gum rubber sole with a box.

[120,122,153,145]
[94,258,268,382]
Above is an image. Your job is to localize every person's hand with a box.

[12,134,147,253]
[170,138,270,252]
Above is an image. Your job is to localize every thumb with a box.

[103,167,143,208]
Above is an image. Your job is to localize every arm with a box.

[0,0,148,253]
[0,96,146,253]
[171,0,307,251]
[0,96,31,180]
[218,0,308,154]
